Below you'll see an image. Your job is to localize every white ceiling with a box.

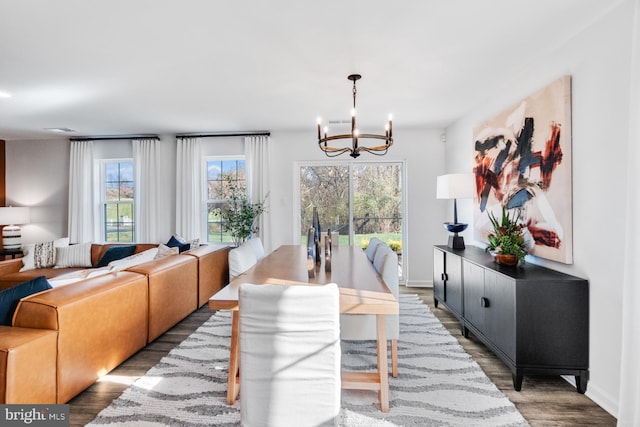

[0,0,617,141]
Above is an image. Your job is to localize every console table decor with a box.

[433,245,589,393]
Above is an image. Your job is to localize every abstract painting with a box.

[472,76,573,264]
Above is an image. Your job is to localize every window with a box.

[297,161,406,281]
[102,160,134,242]
[205,157,246,243]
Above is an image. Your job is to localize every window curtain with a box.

[617,0,640,424]
[68,140,96,243]
[245,135,272,251]
[175,137,202,240]
[133,138,160,243]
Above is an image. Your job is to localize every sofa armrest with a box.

[0,259,24,279]
[0,326,57,403]
[185,245,230,306]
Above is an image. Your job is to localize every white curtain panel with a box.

[618,0,640,424]
[68,140,95,243]
[133,138,160,243]
[175,137,202,241]
[245,135,272,251]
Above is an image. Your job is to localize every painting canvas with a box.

[472,75,573,264]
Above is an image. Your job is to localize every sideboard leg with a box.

[512,371,523,391]
[576,371,589,394]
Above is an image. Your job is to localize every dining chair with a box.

[341,243,400,377]
[228,242,258,281]
[365,237,382,262]
[239,282,341,427]
[243,237,266,262]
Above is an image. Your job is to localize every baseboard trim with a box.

[559,375,618,419]
[405,279,432,288]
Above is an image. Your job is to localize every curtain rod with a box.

[69,135,160,142]
[175,131,271,139]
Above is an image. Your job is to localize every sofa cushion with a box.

[95,245,136,268]
[0,275,52,325]
[20,237,70,272]
[54,242,93,268]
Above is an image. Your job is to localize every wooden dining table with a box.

[209,244,399,412]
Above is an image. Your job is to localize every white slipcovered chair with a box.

[228,241,258,281]
[243,237,266,262]
[239,282,341,427]
[340,243,400,377]
[365,237,382,262]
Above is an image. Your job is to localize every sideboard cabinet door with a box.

[433,247,463,320]
[484,270,516,361]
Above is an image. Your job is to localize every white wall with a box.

[6,139,69,243]
[445,0,634,416]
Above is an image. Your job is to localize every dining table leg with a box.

[376,313,390,412]
[227,310,240,405]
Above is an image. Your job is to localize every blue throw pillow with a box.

[96,245,137,268]
[0,276,52,326]
[166,236,190,253]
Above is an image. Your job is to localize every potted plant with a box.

[486,206,527,266]
[214,176,267,247]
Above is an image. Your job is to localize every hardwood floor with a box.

[68,287,616,426]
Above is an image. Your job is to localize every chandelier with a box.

[316,74,393,158]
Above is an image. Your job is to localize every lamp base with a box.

[2,225,22,250]
[447,234,465,250]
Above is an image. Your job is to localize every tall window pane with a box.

[206,158,246,243]
[104,161,134,242]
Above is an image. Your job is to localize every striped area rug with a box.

[88,294,528,426]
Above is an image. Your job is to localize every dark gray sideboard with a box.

[433,245,589,393]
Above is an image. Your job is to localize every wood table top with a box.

[209,245,398,315]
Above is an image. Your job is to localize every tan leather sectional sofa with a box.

[0,243,230,404]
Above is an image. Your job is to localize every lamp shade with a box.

[436,174,476,200]
[0,206,31,226]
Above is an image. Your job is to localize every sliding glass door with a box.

[297,161,405,282]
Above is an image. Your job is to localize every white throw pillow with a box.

[154,244,179,259]
[108,247,159,272]
[54,242,92,268]
[20,237,70,271]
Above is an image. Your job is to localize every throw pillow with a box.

[0,276,52,326]
[54,242,93,268]
[108,247,159,272]
[166,235,190,253]
[20,237,70,272]
[95,245,136,268]
[154,244,179,259]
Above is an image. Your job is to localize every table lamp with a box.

[0,206,31,250]
[436,174,475,249]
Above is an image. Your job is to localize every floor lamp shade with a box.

[0,207,31,250]
[436,174,475,249]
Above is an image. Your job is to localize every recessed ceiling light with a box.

[44,127,76,133]
[0,91,12,98]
